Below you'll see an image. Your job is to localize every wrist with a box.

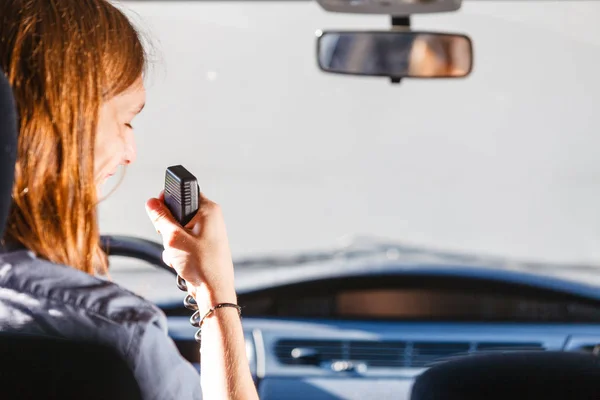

[191,283,237,314]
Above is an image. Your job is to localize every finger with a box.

[184,216,199,230]
[198,192,213,206]
[184,192,212,230]
[197,193,221,217]
[145,197,178,237]
[162,249,172,268]
[158,190,165,202]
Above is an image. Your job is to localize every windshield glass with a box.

[100,1,600,301]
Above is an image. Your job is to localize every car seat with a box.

[411,350,600,400]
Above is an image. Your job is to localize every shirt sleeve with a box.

[128,314,202,400]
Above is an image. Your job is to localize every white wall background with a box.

[99,1,600,265]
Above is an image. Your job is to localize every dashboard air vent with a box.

[274,339,545,368]
[475,342,545,353]
[410,342,471,367]
[348,341,407,367]
[275,340,343,365]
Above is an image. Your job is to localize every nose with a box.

[123,129,137,165]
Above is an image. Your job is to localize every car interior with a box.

[3,0,600,399]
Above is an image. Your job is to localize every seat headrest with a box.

[0,68,17,238]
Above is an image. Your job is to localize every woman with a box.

[0,1,258,399]
[408,34,471,78]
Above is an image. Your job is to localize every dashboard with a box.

[106,237,600,400]
[233,276,600,323]
[162,276,600,400]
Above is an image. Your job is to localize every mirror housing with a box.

[317,31,473,79]
[316,0,461,15]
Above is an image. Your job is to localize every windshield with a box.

[100,0,600,292]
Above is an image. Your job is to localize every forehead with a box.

[110,78,146,108]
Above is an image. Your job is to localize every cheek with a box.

[95,110,124,177]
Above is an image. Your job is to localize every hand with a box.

[145,192,237,311]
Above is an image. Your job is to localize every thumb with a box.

[145,197,178,235]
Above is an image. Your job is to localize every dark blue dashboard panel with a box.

[167,317,600,399]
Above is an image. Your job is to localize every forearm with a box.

[146,195,258,399]
[197,291,259,400]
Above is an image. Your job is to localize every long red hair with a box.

[0,0,147,274]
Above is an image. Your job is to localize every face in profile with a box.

[94,77,146,192]
[409,35,471,78]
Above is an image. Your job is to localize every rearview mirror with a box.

[317,31,473,79]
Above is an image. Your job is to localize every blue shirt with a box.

[0,249,202,400]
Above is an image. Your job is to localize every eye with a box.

[125,123,134,129]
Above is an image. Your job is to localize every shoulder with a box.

[0,250,166,329]
[0,250,202,399]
